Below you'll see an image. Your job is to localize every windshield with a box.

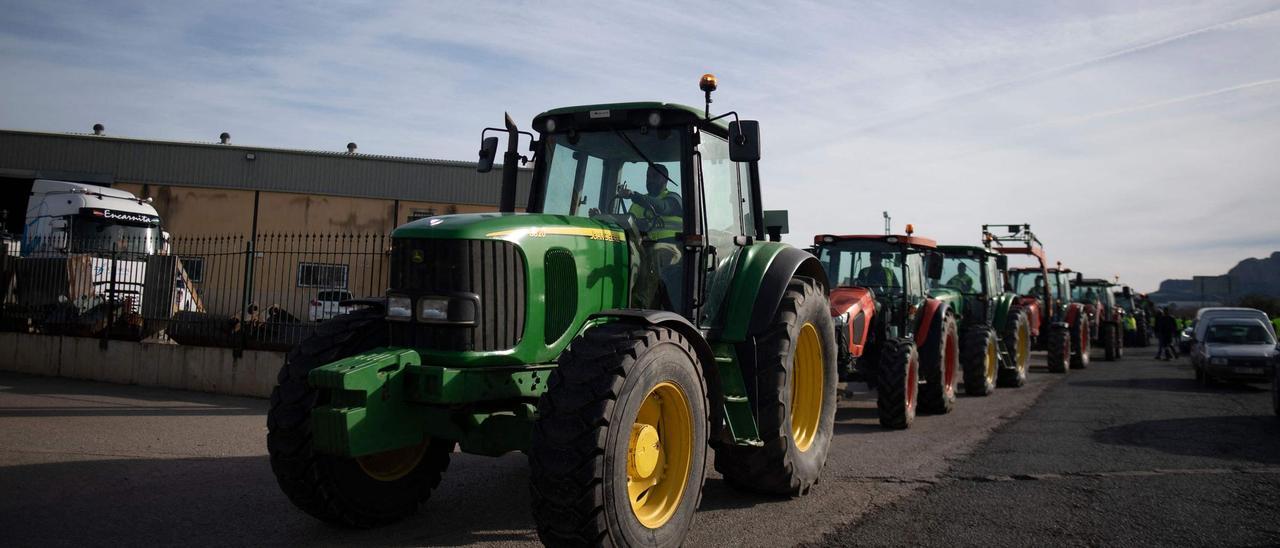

[1009,270,1048,298]
[1073,284,1108,304]
[539,129,684,220]
[70,217,161,255]
[933,255,983,295]
[1205,323,1275,345]
[817,242,904,295]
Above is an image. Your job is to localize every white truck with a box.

[8,180,199,337]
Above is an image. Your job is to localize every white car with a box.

[308,290,353,322]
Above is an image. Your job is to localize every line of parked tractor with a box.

[811,222,1155,429]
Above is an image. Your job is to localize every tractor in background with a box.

[1073,278,1125,361]
[813,227,960,429]
[929,244,1031,394]
[983,224,1084,373]
[1115,285,1151,347]
[266,76,839,547]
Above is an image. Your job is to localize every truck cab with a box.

[23,180,164,257]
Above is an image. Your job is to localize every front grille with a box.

[543,248,577,344]
[389,238,526,351]
[1227,358,1268,368]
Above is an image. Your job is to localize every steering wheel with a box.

[610,185,665,232]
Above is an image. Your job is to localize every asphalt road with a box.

[814,354,1280,547]
[0,350,1064,547]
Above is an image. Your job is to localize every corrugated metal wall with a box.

[0,130,531,207]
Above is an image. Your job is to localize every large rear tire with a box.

[1070,314,1091,369]
[918,312,959,414]
[998,309,1030,388]
[876,337,919,429]
[530,324,708,547]
[1046,324,1070,374]
[717,277,837,496]
[267,308,452,528]
[962,326,998,396]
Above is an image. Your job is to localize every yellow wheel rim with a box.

[790,323,825,453]
[628,381,693,529]
[985,338,998,382]
[356,439,429,482]
[1016,321,1030,370]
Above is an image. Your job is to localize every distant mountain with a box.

[1150,251,1280,304]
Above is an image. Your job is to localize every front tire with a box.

[717,277,837,496]
[876,337,919,429]
[998,309,1031,388]
[918,312,959,414]
[530,324,708,547]
[1070,314,1091,369]
[962,326,998,396]
[267,308,452,528]
[1102,323,1119,361]
[1046,325,1070,374]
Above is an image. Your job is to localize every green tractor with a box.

[813,229,961,429]
[929,245,1032,394]
[266,75,839,546]
[1072,278,1125,361]
[1114,285,1151,347]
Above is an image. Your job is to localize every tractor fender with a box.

[587,308,724,436]
[992,293,1013,328]
[720,243,828,342]
[915,299,950,348]
[1066,303,1083,326]
[829,286,876,357]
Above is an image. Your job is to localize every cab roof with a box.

[532,102,729,132]
[813,234,938,249]
[937,244,996,257]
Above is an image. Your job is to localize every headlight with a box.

[386,295,413,321]
[1209,357,1228,366]
[418,297,450,321]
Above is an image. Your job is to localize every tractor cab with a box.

[814,233,939,339]
[930,245,1006,325]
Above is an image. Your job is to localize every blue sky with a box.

[2,1,1278,291]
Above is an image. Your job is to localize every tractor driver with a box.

[617,164,684,310]
[945,263,975,292]
[857,252,899,288]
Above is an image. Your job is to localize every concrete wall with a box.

[0,332,282,398]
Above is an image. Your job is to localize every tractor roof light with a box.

[821,235,836,244]
[905,223,915,236]
[700,73,718,93]
[545,118,557,132]
[648,111,662,127]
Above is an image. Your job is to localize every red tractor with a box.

[813,229,961,429]
[983,224,1090,373]
[1073,278,1125,361]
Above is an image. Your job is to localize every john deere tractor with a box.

[813,229,960,429]
[265,76,839,547]
[983,224,1088,373]
[1073,278,1125,361]
[929,245,1031,395]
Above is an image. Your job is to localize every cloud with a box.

[1,0,1278,291]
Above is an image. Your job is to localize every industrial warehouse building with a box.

[0,128,531,326]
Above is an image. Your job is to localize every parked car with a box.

[308,290,353,322]
[1273,365,1279,417]
[1193,307,1275,342]
[1190,317,1277,385]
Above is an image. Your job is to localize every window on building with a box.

[409,208,437,222]
[297,262,349,288]
[179,257,204,283]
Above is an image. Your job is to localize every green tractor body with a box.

[930,245,1031,392]
[269,86,839,545]
[1114,285,1152,347]
[812,232,961,428]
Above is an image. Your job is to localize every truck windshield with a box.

[817,243,904,295]
[932,256,982,295]
[70,217,161,255]
[538,128,684,219]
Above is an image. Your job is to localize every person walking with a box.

[1154,307,1179,360]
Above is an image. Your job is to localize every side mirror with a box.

[762,209,788,242]
[996,255,1008,271]
[1076,272,1084,284]
[1122,286,1132,298]
[728,120,761,162]
[477,136,499,173]
[927,252,944,280]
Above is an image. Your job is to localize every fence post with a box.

[236,238,255,359]
[101,246,118,350]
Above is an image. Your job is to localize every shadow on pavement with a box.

[1093,415,1280,465]
[0,453,538,547]
[0,372,266,417]
[1070,377,1268,394]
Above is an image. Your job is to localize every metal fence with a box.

[0,233,389,352]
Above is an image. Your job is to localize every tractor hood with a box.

[393,212,627,243]
[928,287,965,316]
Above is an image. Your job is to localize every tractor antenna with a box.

[883,211,891,235]
[699,73,718,120]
